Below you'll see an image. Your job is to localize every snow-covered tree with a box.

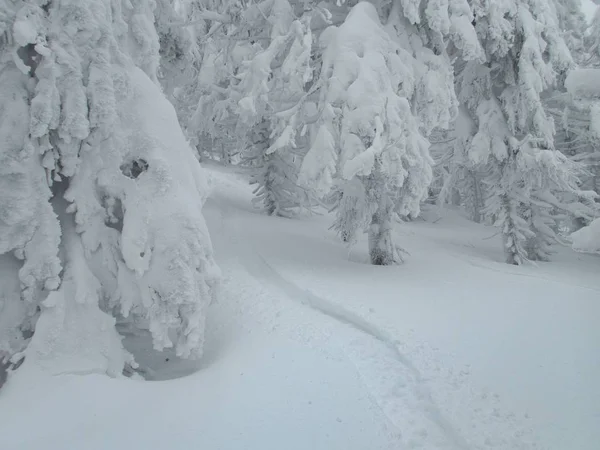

[0,0,219,377]
[187,0,319,216]
[437,108,488,223]
[565,69,600,194]
[552,0,588,63]
[568,9,600,198]
[541,8,600,230]
[154,0,201,107]
[585,6,600,67]
[298,1,482,264]
[449,0,597,264]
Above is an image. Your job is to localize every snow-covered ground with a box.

[1,164,599,450]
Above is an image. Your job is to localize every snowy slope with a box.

[1,164,599,450]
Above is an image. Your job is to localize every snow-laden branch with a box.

[165,10,231,26]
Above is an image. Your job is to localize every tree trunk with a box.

[593,165,600,198]
[366,157,396,265]
[451,187,461,206]
[368,206,395,265]
[470,170,483,223]
[367,166,395,265]
[501,196,525,265]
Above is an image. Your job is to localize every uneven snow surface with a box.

[1,165,599,450]
[572,218,600,254]
[565,68,600,98]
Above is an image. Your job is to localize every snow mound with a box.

[571,218,600,254]
[565,69,600,99]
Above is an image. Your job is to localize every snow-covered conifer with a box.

[0,0,219,376]
[299,3,452,263]
[561,69,600,200]
[585,7,600,67]
[552,0,588,63]
[154,0,201,109]
[541,8,600,229]
[437,109,487,222]
[451,0,595,264]
[297,0,482,264]
[190,0,316,215]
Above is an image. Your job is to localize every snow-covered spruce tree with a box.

[551,0,588,64]
[296,0,484,263]
[298,1,482,264]
[0,0,219,377]
[572,9,600,198]
[437,109,488,223]
[189,32,239,163]
[237,0,316,216]
[565,11,600,199]
[151,0,238,162]
[188,0,319,216]
[454,0,596,264]
[545,73,600,230]
[154,0,201,112]
[585,6,600,67]
[564,69,600,196]
[541,9,600,230]
[439,0,587,226]
[397,0,488,215]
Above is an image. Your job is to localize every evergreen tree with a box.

[564,69,600,201]
[552,0,588,64]
[154,0,201,109]
[585,7,600,67]
[453,0,595,264]
[298,1,482,264]
[541,7,600,230]
[0,0,219,376]
[437,108,488,222]
[189,0,318,216]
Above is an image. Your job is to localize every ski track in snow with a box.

[217,201,471,450]
[206,175,547,450]
[249,251,473,450]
